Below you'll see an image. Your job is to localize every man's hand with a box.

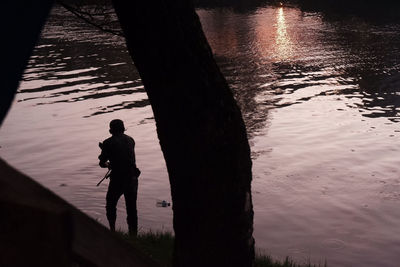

[105,162,111,169]
[99,160,110,169]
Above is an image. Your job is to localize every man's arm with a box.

[130,137,136,165]
[98,142,110,168]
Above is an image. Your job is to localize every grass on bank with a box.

[119,231,327,267]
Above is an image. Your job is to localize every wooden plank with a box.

[0,158,160,267]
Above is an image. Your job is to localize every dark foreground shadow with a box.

[0,157,160,267]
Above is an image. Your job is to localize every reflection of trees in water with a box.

[20,36,145,114]
[357,73,400,123]
[18,8,147,118]
[282,1,400,122]
[296,0,400,20]
[201,2,400,130]
[325,16,400,122]
[194,0,271,13]
[217,54,274,139]
[200,8,274,138]
[58,1,123,36]
[23,3,400,129]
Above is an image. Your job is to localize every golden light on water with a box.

[275,7,293,60]
[252,7,295,61]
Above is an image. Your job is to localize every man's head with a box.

[109,119,125,135]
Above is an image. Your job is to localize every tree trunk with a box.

[112,1,255,266]
[1,0,54,126]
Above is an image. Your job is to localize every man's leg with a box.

[124,178,138,236]
[106,181,123,232]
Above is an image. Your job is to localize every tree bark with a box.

[112,1,255,266]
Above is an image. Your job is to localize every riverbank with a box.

[120,231,326,267]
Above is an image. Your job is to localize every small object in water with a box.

[60,183,67,187]
[156,200,171,207]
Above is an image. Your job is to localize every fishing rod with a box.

[97,168,111,187]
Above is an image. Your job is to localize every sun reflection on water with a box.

[275,7,293,61]
[251,7,296,62]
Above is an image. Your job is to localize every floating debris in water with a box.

[156,200,170,207]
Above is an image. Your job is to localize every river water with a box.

[1,4,400,267]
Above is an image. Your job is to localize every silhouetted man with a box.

[98,119,140,235]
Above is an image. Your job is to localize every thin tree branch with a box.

[57,1,124,37]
